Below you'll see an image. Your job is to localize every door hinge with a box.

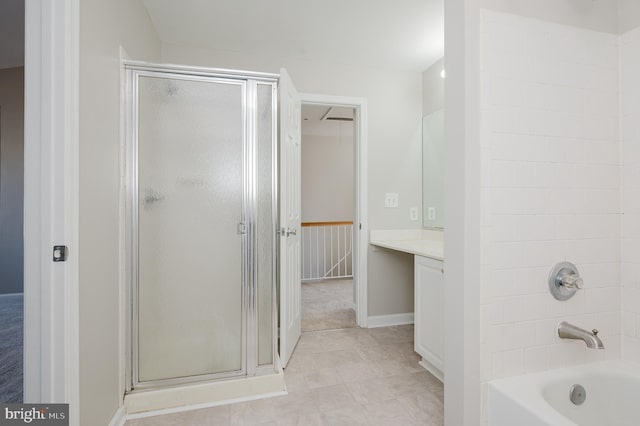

[53,245,69,262]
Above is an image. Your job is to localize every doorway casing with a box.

[23,2,483,424]
[299,93,368,327]
[23,0,80,423]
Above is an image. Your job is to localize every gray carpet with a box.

[0,293,23,403]
[302,279,357,332]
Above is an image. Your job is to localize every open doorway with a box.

[0,0,25,404]
[300,104,356,332]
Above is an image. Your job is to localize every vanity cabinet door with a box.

[414,255,444,379]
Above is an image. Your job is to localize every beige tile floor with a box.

[302,279,357,332]
[126,325,444,426]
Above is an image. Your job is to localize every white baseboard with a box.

[419,358,444,383]
[108,405,127,426]
[367,312,414,328]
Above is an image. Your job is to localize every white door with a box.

[279,68,302,367]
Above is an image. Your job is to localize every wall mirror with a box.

[422,108,444,229]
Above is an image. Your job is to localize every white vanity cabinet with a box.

[414,255,444,381]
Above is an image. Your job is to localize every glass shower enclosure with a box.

[125,64,278,390]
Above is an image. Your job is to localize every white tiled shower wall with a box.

[621,26,640,363]
[480,8,622,395]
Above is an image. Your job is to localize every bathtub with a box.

[488,361,640,426]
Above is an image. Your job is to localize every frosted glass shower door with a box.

[136,74,245,384]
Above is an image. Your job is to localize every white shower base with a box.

[125,368,286,416]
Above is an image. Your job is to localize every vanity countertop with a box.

[369,229,444,261]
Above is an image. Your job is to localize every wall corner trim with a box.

[108,406,127,426]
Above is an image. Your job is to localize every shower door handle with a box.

[237,222,247,235]
[142,189,165,208]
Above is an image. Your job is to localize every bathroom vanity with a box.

[370,229,444,381]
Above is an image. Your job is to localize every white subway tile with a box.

[521,241,563,268]
[491,215,519,242]
[525,346,547,373]
[492,323,528,351]
[546,298,566,319]
[491,269,519,298]
[519,215,556,241]
[502,297,527,323]
[577,262,620,288]
[524,294,548,321]
[511,267,548,296]
[624,288,640,314]
[564,290,586,316]
[546,343,569,369]
[533,319,559,346]
[480,9,626,383]
[621,261,640,288]
[623,336,640,363]
[585,287,621,313]
[502,349,525,376]
[492,242,525,269]
[623,312,637,337]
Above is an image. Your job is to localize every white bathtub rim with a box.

[488,360,640,426]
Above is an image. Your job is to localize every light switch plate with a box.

[428,207,436,221]
[410,207,418,221]
[384,193,399,208]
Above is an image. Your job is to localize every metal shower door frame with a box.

[123,63,279,392]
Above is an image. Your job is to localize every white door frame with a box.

[298,93,368,327]
[443,0,482,424]
[24,0,80,423]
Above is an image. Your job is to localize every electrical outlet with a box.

[384,193,399,208]
[428,207,436,221]
[410,207,418,221]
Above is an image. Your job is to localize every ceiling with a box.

[0,0,24,69]
[142,0,444,72]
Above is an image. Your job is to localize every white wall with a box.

[0,66,24,294]
[301,121,354,222]
[620,25,640,363]
[79,0,160,424]
[162,44,423,317]
[479,7,621,419]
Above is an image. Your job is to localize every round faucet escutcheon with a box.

[549,261,583,301]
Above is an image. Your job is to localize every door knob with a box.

[280,227,297,237]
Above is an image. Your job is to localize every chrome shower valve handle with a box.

[549,261,583,301]
[561,273,584,290]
